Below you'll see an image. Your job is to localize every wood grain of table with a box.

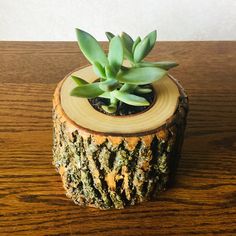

[0,41,235,235]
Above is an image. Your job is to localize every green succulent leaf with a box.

[99,92,111,99]
[117,67,167,85]
[112,90,150,106]
[92,61,106,78]
[133,37,150,62]
[108,36,123,73]
[143,30,157,53]
[105,65,116,79]
[132,36,141,53]
[135,87,152,94]
[133,30,157,62]
[120,83,137,93]
[119,36,133,61]
[105,32,115,41]
[138,61,179,70]
[70,82,104,98]
[71,75,88,86]
[121,32,134,53]
[110,95,118,105]
[76,29,108,66]
[123,47,133,61]
[101,104,117,113]
[99,79,120,92]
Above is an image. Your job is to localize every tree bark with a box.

[52,68,188,209]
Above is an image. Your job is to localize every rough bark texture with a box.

[52,78,188,210]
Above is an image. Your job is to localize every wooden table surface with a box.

[0,41,236,235]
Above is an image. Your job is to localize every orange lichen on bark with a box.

[124,137,140,151]
[141,134,155,147]
[121,166,131,200]
[141,160,150,172]
[105,171,117,191]
[92,135,107,145]
[156,130,168,141]
[107,136,123,148]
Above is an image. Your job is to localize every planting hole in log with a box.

[88,83,156,116]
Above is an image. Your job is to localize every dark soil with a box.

[88,85,156,116]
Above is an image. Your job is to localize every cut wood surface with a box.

[0,42,236,235]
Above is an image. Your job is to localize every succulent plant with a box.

[70,29,178,114]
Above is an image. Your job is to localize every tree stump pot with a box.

[52,65,189,209]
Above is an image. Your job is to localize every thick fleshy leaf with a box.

[120,35,133,61]
[70,83,103,98]
[76,29,108,66]
[123,47,133,61]
[143,30,157,52]
[132,36,141,53]
[133,37,150,62]
[120,83,137,92]
[108,36,123,72]
[105,32,115,41]
[121,32,133,53]
[105,65,116,79]
[138,61,179,70]
[135,87,152,94]
[92,61,106,78]
[71,75,88,86]
[101,93,118,113]
[133,30,157,62]
[99,79,120,92]
[117,67,167,85]
[110,95,118,105]
[101,104,117,113]
[112,90,150,106]
[99,92,111,99]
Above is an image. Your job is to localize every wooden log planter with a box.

[52,65,189,209]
